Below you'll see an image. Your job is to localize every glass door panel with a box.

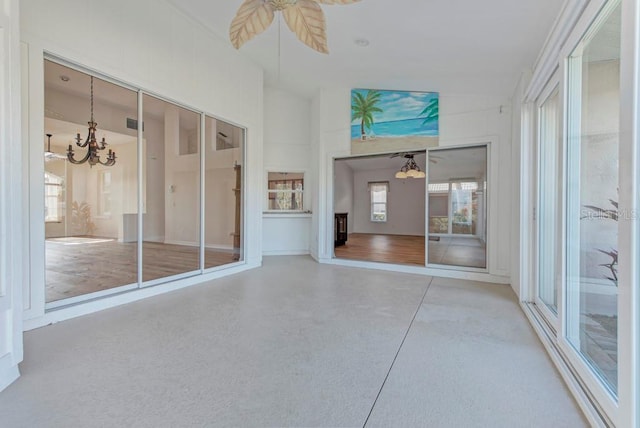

[142,94,201,283]
[203,116,244,268]
[537,87,561,315]
[44,60,139,304]
[566,0,621,395]
[427,146,487,269]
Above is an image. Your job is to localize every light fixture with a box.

[44,133,67,162]
[395,154,426,179]
[67,76,116,167]
[230,0,361,54]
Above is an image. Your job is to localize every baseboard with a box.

[262,250,310,256]
[324,258,511,284]
[521,302,613,427]
[23,261,260,331]
[163,240,234,251]
[0,362,20,393]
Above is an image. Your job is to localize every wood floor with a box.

[335,233,426,265]
[334,233,486,268]
[46,237,238,303]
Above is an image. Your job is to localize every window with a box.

[98,170,112,217]
[369,182,388,222]
[44,172,64,222]
[267,172,304,211]
[537,85,561,316]
[565,0,620,397]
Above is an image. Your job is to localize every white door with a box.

[0,0,24,392]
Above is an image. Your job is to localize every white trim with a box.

[618,0,640,425]
[325,257,510,285]
[137,90,144,285]
[533,72,561,330]
[199,113,206,274]
[262,212,312,219]
[162,240,235,252]
[262,250,310,256]
[519,101,536,302]
[0,0,24,393]
[45,283,138,311]
[522,303,611,427]
[0,363,20,393]
[525,0,589,102]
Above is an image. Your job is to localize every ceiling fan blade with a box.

[283,0,329,54]
[44,152,67,161]
[314,0,361,4]
[229,0,275,49]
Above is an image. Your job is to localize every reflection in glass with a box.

[267,172,303,211]
[204,116,244,268]
[332,154,426,266]
[566,1,620,395]
[142,94,201,282]
[538,88,561,314]
[428,146,487,268]
[44,60,138,303]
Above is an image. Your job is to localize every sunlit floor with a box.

[45,237,238,303]
[1,257,586,427]
[334,233,486,268]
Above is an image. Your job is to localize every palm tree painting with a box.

[351,89,439,155]
[419,98,439,125]
[351,90,382,140]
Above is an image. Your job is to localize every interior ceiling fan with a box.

[390,151,441,164]
[44,134,67,162]
[230,0,361,54]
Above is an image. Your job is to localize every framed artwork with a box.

[351,89,439,155]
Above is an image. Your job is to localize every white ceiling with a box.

[337,146,486,182]
[168,0,565,98]
[45,117,137,151]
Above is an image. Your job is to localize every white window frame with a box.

[44,171,64,223]
[265,170,306,213]
[534,71,562,330]
[369,181,388,223]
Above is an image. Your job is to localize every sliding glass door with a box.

[43,60,139,304]
[565,0,621,397]
[43,58,245,307]
[142,94,202,284]
[536,81,561,321]
[427,146,487,269]
[531,0,624,421]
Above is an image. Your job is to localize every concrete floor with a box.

[0,256,586,427]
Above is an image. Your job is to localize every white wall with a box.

[351,168,425,236]
[313,87,512,281]
[0,0,24,392]
[262,87,312,255]
[21,0,264,323]
[163,105,200,246]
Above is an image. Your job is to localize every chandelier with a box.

[230,0,361,54]
[67,76,116,167]
[395,154,426,179]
